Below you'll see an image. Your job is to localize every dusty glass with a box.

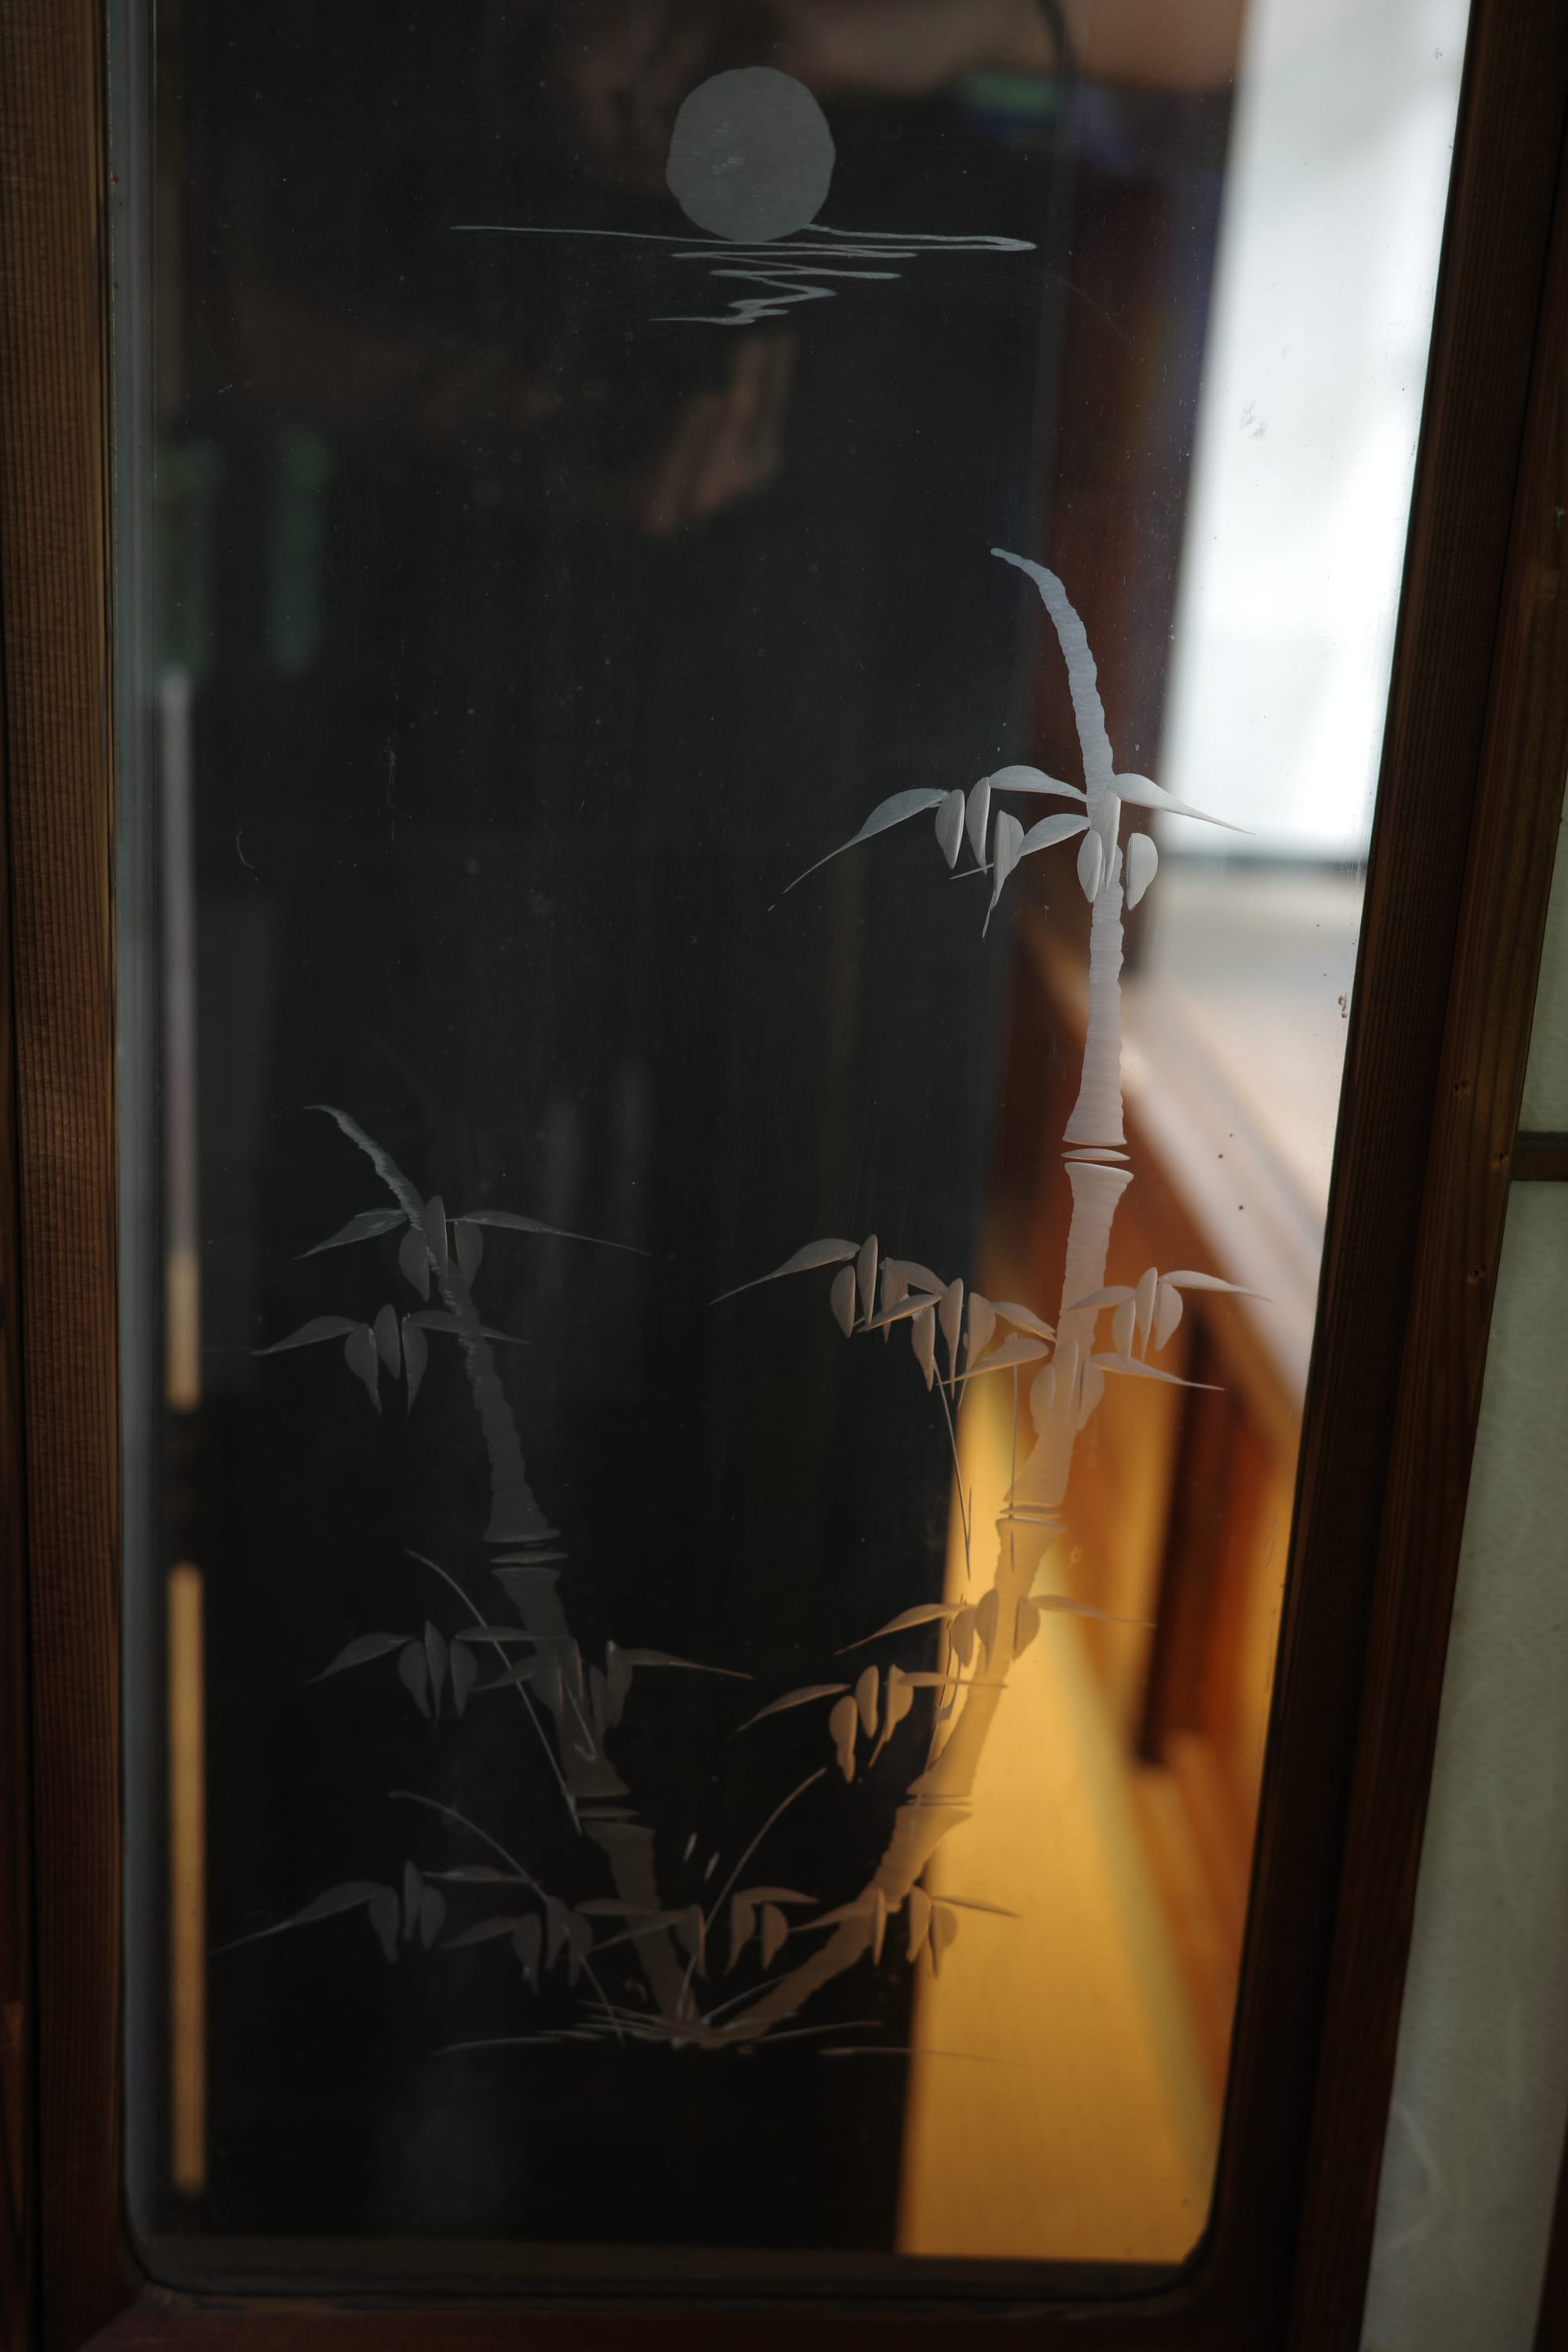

[117,0,1469,2292]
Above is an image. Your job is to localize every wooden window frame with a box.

[4,1,1568,2344]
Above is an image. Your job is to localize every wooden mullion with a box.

[1288,50,1568,2351]
[1512,1130,1568,1181]
[0,0,125,2346]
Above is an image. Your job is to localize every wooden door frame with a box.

[4,1,1568,2345]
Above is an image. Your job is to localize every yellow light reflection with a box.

[168,1561,206,2197]
[897,1371,1218,2264]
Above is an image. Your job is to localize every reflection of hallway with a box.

[896,861,1358,2263]
[895,1374,1217,2265]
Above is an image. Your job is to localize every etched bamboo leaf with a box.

[935,787,965,869]
[866,1290,948,1334]
[884,1257,946,1295]
[1163,1269,1269,1298]
[302,1208,407,1256]
[783,787,948,894]
[256,1315,358,1355]
[461,1209,647,1254]
[1126,830,1159,908]
[407,1308,524,1344]
[911,1303,937,1391]
[423,1196,448,1276]
[938,1279,963,1381]
[989,762,1084,804]
[1134,1266,1159,1352]
[343,1324,381,1410]
[1029,1361,1055,1428]
[1152,1279,1184,1352]
[284,1881,387,1932]
[1114,771,1251,833]
[990,1301,1056,1342]
[975,1589,1000,1657]
[1111,1298,1137,1358]
[873,1665,916,1760]
[855,1235,879,1329]
[481,1659,543,1694]
[830,1263,856,1336]
[1014,1597,1042,1657]
[951,1607,978,1668]
[840,1603,960,1650]
[877,1260,906,1345]
[966,1293,996,1370]
[424,1623,449,1718]
[870,1888,889,1965]
[372,1302,401,1377]
[1019,811,1089,861]
[398,1226,430,1300]
[677,1904,707,1976]
[401,1314,429,1406]
[397,1639,431,1719]
[855,1664,879,1740]
[450,1639,478,1718]
[954,1333,1048,1384]
[419,1887,447,1948]
[611,1648,750,1678]
[1036,1594,1154,1628]
[1076,827,1105,903]
[401,1861,424,1943]
[759,1903,789,1968]
[513,1915,543,1990]
[964,777,992,864]
[713,1238,858,1305]
[1091,1353,1222,1390]
[1070,1285,1135,1314]
[983,812,1024,935]
[738,1682,848,1730]
[544,1896,572,1970]
[454,1217,484,1283]
[829,1693,858,1782]
[314,1632,408,1680]
[729,1896,757,1971]
[446,1915,532,1949]
[907,1886,933,1962]
[930,1905,960,1975]
[735,1888,816,1907]
[1077,1359,1106,1429]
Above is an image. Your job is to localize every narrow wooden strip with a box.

[0,507,37,2352]
[1289,41,1568,2352]
[1512,1130,1568,1182]
[0,0,125,2344]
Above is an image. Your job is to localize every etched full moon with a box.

[666,67,835,245]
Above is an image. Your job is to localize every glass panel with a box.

[118,0,1467,2292]
[1362,1183,1568,2352]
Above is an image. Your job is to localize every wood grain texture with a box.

[0,2,125,2347]
[0,568,38,2352]
[1512,1130,1568,1182]
[1288,39,1568,2352]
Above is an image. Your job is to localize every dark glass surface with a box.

[126,0,1243,2282]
